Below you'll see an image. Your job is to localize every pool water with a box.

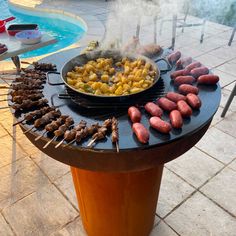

[0,0,86,58]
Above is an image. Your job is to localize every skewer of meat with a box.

[13,106,55,126]
[13,78,46,84]
[87,119,112,147]
[11,83,44,90]
[11,98,48,111]
[33,62,57,71]
[44,117,74,149]
[111,117,119,153]
[1,93,44,104]
[35,115,69,141]
[7,89,43,97]
[23,109,61,134]
[65,122,101,147]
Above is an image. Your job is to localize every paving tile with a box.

[210,106,232,127]
[3,184,78,236]
[166,147,223,188]
[216,61,236,76]
[165,192,236,236]
[211,69,236,88]
[151,221,178,236]
[177,46,205,58]
[201,167,236,216]
[0,214,14,236]
[0,157,50,211]
[208,46,236,60]
[195,53,226,68]
[0,123,9,137]
[196,127,236,164]
[157,168,195,217]
[51,217,86,236]
[228,159,236,171]
[31,152,70,181]
[0,134,28,168]
[220,89,236,112]
[215,112,236,138]
[54,172,78,209]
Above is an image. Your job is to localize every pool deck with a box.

[0,1,236,236]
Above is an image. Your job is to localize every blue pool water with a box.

[0,0,86,58]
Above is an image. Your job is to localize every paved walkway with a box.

[0,0,236,235]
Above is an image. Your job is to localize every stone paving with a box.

[0,0,236,235]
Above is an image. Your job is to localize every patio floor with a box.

[0,0,236,235]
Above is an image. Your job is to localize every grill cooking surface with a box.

[14,48,221,152]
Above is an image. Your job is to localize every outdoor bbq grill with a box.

[8,48,221,236]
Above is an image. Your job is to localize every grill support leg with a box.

[228,27,236,46]
[221,82,236,117]
[71,165,164,236]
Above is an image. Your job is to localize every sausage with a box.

[170,69,189,80]
[178,84,199,95]
[167,51,181,64]
[191,66,209,78]
[176,57,192,69]
[185,61,201,72]
[132,123,149,144]
[186,93,202,109]
[177,100,192,117]
[174,76,195,86]
[197,74,219,85]
[157,97,177,112]
[128,106,141,123]
[166,92,186,103]
[144,102,163,117]
[149,117,171,134]
[169,110,183,129]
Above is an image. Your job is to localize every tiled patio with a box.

[0,0,236,235]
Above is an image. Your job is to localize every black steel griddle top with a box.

[14,48,221,153]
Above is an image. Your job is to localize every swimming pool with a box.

[0,0,86,58]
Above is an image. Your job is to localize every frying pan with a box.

[0,17,15,33]
[47,50,172,102]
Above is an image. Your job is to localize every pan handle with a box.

[155,58,172,74]
[46,71,64,86]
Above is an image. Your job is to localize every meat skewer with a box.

[2,93,44,104]
[59,120,88,147]
[44,117,74,149]
[12,78,46,84]
[8,89,43,97]
[13,106,54,126]
[87,119,112,147]
[11,98,48,111]
[23,109,61,134]
[111,117,119,153]
[35,115,69,141]
[10,83,44,90]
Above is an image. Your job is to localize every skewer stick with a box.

[87,138,97,147]
[116,141,119,153]
[0,106,9,110]
[0,85,10,89]
[64,139,75,148]
[35,131,47,141]
[23,126,35,134]
[55,138,65,149]
[13,118,25,126]
[0,93,9,96]
[0,99,9,102]
[43,136,56,149]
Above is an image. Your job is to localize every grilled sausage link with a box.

[169,110,183,129]
[186,93,202,109]
[166,92,186,103]
[178,84,199,95]
[197,74,219,85]
[177,100,193,117]
[144,102,163,117]
[128,106,141,123]
[157,97,177,112]
[174,76,195,86]
[176,57,192,69]
[185,61,201,72]
[167,51,181,65]
[150,117,171,134]
[191,66,209,78]
[170,69,189,80]
[132,123,149,144]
